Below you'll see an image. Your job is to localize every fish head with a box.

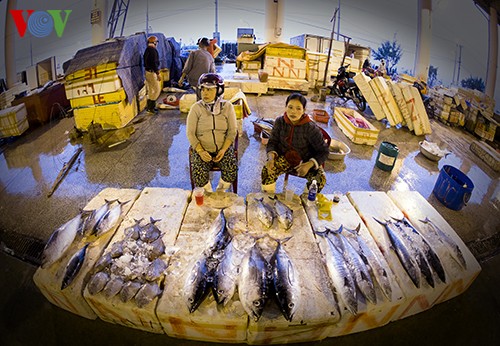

[250,297,266,321]
[283,301,297,322]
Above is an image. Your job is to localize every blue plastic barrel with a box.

[375,142,399,171]
[432,165,474,211]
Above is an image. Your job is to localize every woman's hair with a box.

[285,93,307,109]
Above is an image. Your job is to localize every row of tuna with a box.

[40,199,127,290]
[314,216,466,316]
[184,209,301,322]
[255,197,294,230]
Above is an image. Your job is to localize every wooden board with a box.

[369,77,404,126]
[347,191,451,320]
[387,190,481,304]
[246,192,340,345]
[33,188,141,319]
[158,192,249,343]
[83,187,190,333]
[301,193,405,337]
[391,82,413,131]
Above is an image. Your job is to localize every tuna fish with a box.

[213,240,240,306]
[82,199,115,236]
[135,282,161,308]
[184,256,212,313]
[41,213,82,269]
[320,232,358,315]
[139,217,162,243]
[395,217,446,284]
[254,198,274,229]
[420,217,467,270]
[87,271,110,295]
[119,280,142,302]
[102,276,125,298]
[206,209,232,257]
[238,244,272,321]
[61,243,90,290]
[334,228,377,305]
[269,238,301,321]
[269,196,293,230]
[375,218,421,288]
[95,200,128,237]
[345,224,393,301]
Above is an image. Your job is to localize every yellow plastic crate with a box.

[73,98,137,131]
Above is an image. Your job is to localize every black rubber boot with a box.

[146,100,157,114]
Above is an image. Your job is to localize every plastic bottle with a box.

[308,180,318,202]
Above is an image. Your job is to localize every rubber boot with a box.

[202,181,213,193]
[261,182,276,193]
[216,179,232,192]
[147,100,157,114]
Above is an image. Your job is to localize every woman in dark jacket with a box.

[261,93,329,193]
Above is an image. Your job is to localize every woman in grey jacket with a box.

[186,73,237,192]
[262,93,329,193]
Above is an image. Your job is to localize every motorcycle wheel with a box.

[352,90,366,112]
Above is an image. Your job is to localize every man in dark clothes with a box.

[143,35,161,113]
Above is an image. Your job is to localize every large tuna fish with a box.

[41,213,82,269]
[61,243,90,290]
[269,196,293,230]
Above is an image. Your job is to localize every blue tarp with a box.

[64,33,183,103]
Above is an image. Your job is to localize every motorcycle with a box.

[329,64,367,112]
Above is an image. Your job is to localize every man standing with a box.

[144,35,161,114]
[178,37,215,96]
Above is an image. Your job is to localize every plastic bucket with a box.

[432,165,474,211]
[375,141,399,171]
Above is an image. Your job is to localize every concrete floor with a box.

[0,63,499,344]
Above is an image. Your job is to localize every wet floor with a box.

[0,63,499,344]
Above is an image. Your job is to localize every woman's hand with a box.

[265,152,276,171]
[198,150,212,162]
[213,149,226,162]
[295,161,314,177]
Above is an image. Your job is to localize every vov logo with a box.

[10,10,72,38]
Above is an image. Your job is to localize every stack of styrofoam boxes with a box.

[0,83,29,109]
[0,103,29,138]
[306,52,336,88]
[65,62,137,131]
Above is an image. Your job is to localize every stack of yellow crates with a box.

[65,62,137,131]
[0,103,29,138]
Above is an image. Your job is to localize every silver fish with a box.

[103,276,125,298]
[184,256,211,313]
[420,217,467,270]
[147,237,166,261]
[213,240,240,306]
[139,217,162,243]
[322,235,358,315]
[61,243,90,290]
[335,228,377,305]
[395,217,446,284]
[119,280,142,302]
[206,209,232,257]
[346,224,393,301]
[41,213,82,269]
[95,200,126,237]
[238,245,271,321]
[270,239,300,321]
[145,258,168,282]
[83,199,115,236]
[269,196,293,230]
[87,271,110,295]
[254,198,274,229]
[124,219,143,240]
[375,218,421,288]
[135,282,161,308]
[93,253,112,272]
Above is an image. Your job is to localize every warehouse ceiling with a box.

[473,0,500,24]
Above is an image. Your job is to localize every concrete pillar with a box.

[265,0,284,43]
[485,5,498,99]
[91,0,108,45]
[414,0,432,82]
[5,0,18,88]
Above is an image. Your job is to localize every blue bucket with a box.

[432,165,474,211]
